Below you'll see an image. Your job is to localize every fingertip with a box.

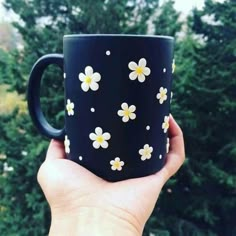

[45,139,66,160]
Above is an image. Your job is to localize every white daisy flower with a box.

[139,144,153,161]
[117,102,136,122]
[128,58,151,82]
[66,99,74,116]
[64,135,70,153]
[89,127,111,149]
[172,59,175,73]
[78,66,101,92]
[156,87,168,104]
[110,157,125,171]
[162,116,170,133]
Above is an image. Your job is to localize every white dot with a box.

[79,156,83,161]
[106,50,111,56]
[163,68,166,73]
[90,108,95,112]
[146,125,150,130]
[63,73,66,79]
[159,155,162,159]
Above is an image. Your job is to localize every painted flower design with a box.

[64,135,70,153]
[117,103,136,122]
[162,116,170,133]
[79,66,101,92]
[66,99,74,116]
[128,58,151,82]
[172,59,176,73]
[166,137,170,153]
[156,87,168,104]
[139,144,153,161]
[89,127,111,149]
[110,157,125,171]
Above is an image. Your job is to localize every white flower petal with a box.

[117,166,122,171]
[149,147,153,152]
[101,141,108,148]
[79,73,85,81]
[120,161,124,166]
[92,72,101,82]
[93,141,100,149]
[129,113,136,120]
[65,147,70,153]
[141,156,146,161]
[115,157,120,162]
[129,105,136,112]
[146,154,152,159]
[122,116,129,122]
[111,166,116,170]
[129,71,138,80]
[144,144,149,149]
[90,81,99,91]
[138,74,145,82]
[128,61,138,70]
[110,160,115,165]
[81,82,89,92]
[121,103,128,110]
[89,133,97,140]
[139,149,144,155]
[95,127,103,135]
[85,66,93,76]
[117,110,124,117]
[69,110,74,116]
[143,67,151,76]
[103,132,111,140]
[139,58,147,67]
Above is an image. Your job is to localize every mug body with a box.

[63,35,174,181]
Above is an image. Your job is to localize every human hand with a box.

[37,115,185,236]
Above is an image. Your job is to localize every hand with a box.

[37,115,185,236]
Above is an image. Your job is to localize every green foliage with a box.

[0,0,235,235]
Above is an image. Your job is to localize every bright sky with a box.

[173,0,205,13]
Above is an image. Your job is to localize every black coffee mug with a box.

[28,34,174,181]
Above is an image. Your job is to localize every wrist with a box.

[49,207,142,236]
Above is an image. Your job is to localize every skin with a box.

[37,115,185,236]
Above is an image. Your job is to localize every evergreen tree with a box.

[150,0,236,235]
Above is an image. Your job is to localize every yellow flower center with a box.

[67,105,72,112]
[164,122,169,129]
[113,161,120,169]
[85,76,92,84]
[160,91,166,98]
[124,109,131,117]
[144,149,150,156]
[96,135,104,144]
[136,66,144,75]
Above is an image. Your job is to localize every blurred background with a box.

[0,0,235,235]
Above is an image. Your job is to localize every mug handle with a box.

[27,54,65,140]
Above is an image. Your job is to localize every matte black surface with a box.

[28,35,174,181]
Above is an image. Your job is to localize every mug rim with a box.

[63,34,174,40]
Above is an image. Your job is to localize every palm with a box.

[38,115,185,232]
[40,157,165,229]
